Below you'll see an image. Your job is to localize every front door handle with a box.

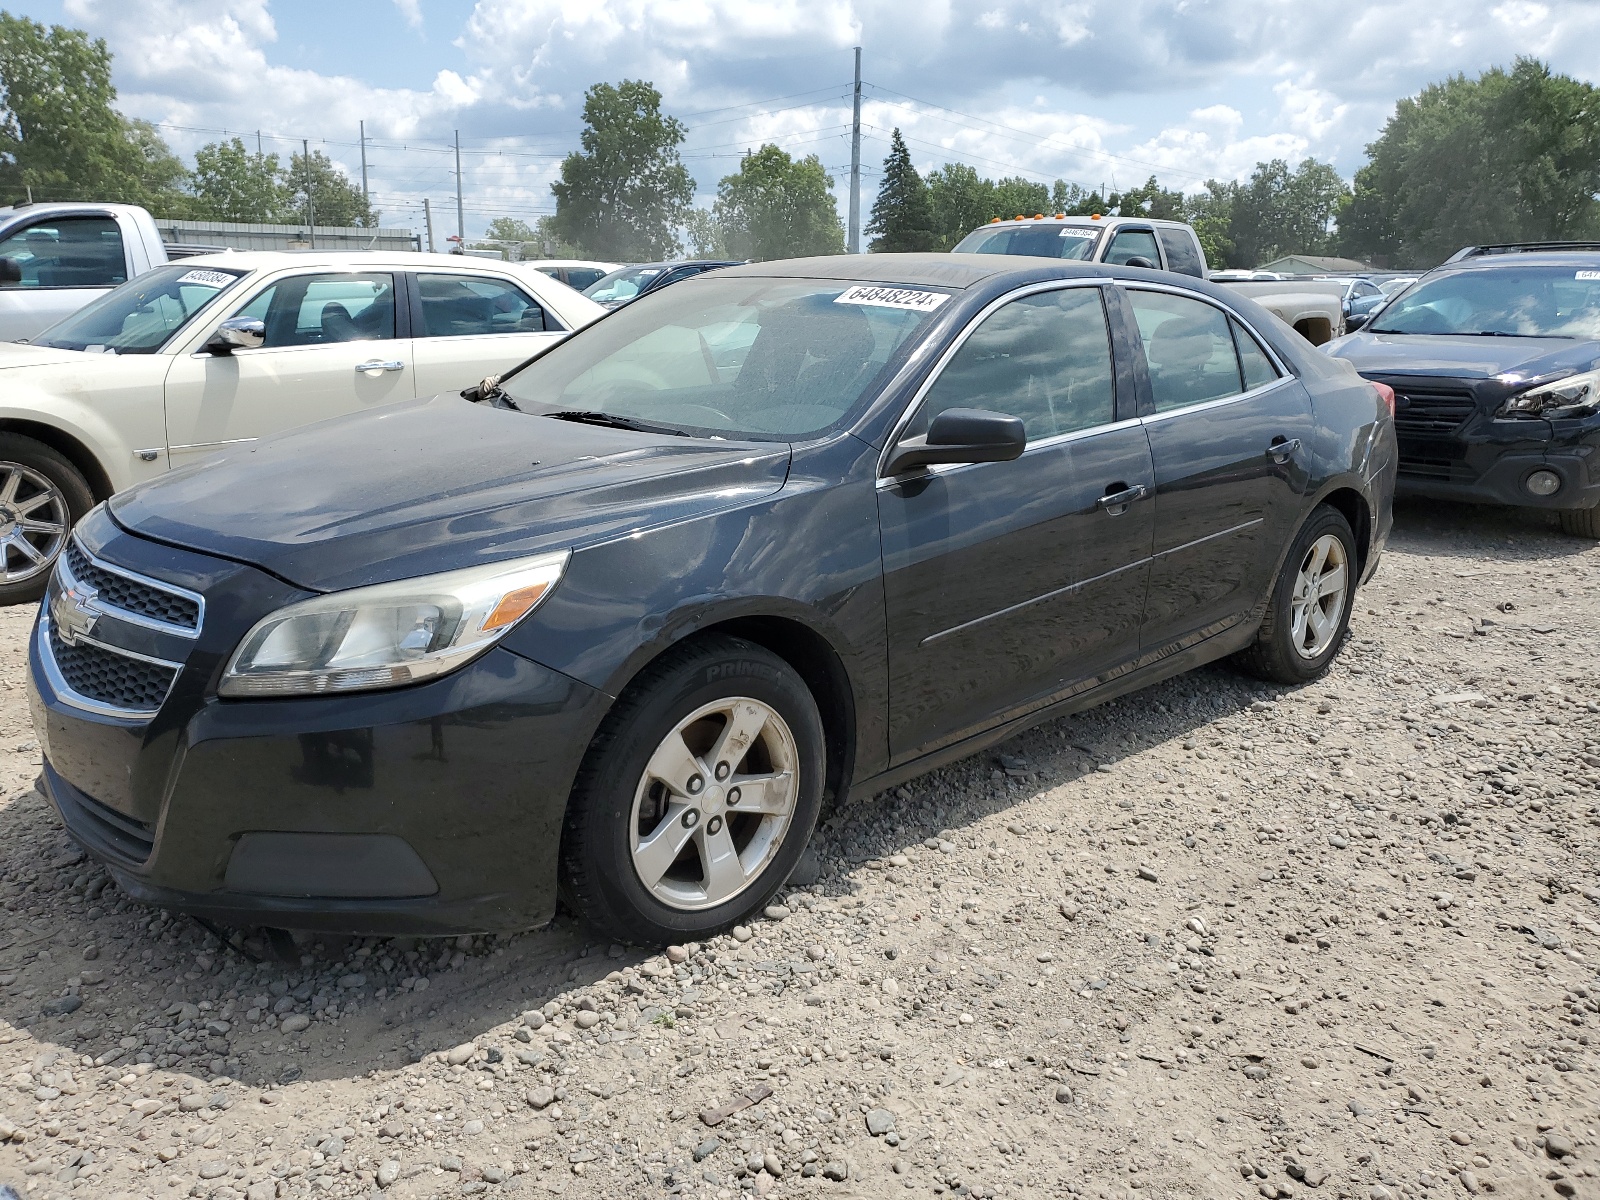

[1096,483,1149,515]
[355,359,405,373]
[1268,437,1301,464]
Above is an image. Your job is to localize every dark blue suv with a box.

[1326,242,1600,537]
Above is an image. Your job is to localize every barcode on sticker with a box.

[834,285,949,312]
[177,269,236,287]
[1577,271,1600,280]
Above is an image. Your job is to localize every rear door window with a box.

[1157,229,1205,277]
[1127,290,1245,412]
[417,272,554,336]
[0,216,126,288]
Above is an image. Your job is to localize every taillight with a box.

[1371,381,1396,418]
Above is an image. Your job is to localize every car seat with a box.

[320,302,361,342]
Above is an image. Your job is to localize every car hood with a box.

[108,394,793,593]
[1324,331,1600,383]
[0,342,116,371]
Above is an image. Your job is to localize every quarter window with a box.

[1232,319,1280,391]
[915,287,1116,443]
[1104,229,1160,267]
[1157,229,1205,278]
[245,273,397,349]
[0,216,126,288]
[417,272,556,337]
[1127,290,1244,412]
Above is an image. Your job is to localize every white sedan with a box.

[0,250,605,602]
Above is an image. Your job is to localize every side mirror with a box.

[884,408,1026,475]
[1345,312,1369,332]
[205,316,265,354]
[0,258,20,285]
[1123,256,1157,270]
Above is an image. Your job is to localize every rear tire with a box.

[1234,505,1357,685]
[559,635,825,945]
[0,435,93,606]
[1558,505,1600,540]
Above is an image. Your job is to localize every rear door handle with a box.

[1268,437,1301,463]
[355,359,405,373]
[1096,483,1149,514]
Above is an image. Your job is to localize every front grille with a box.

[1392,388,1478,437]
[63,541,200,631]
[46,763,154,866]
[48,623,177,712]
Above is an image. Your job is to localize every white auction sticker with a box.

[1059,228,1097,238]
[177,269,237,288]
[834,285,949,312]
[1577,271,1600,280]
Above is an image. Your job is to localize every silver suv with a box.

[953,214,1208,278]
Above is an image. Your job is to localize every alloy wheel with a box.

[628,696,800,912]
[1289,532,1349,660]
[0,462,68,585]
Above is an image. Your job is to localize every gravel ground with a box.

[1,498,1599,1200]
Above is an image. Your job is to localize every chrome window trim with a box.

[1116,280,1293,378]
[1138,375,1297,425]
[60,535,205,639]
[35,612,175,722]
[876,278,1117,480]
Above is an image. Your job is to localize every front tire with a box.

[1234,505,1357,685]
[1558,505,1600,540]
[559,635,826,945]
[0,435,93,606]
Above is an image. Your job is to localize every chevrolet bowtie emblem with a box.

[51,581,100,647]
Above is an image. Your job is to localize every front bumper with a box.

[1393,441,1600,510]
[28,517,610,936]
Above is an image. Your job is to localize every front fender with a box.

[0,360,171,492]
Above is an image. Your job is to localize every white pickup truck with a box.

[1208,274,1347,346]
[0,203,170,342]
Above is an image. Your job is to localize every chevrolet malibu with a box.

[29,255,1396,944]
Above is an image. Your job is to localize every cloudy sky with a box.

[16,0,1599,241]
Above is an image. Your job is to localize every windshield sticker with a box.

[834,285,949,313]
[1059,228,1097,239]
[176,269,236,288]
[1577,271,1600,280]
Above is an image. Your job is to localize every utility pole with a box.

[848,46,862,254]
[303,138,315,249]
[454,130,465,249]
[256,129,262,156]
[423,198,435,253]
[359,120,369,207]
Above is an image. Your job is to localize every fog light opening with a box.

[1525,469,1562,498]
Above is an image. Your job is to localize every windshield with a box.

[1370,265,1600,338]
[583,265,668,305]
[31,263,247,353]
[500,277,947,439]
[953,224,1101,261]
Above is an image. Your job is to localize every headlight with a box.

[219,551,569,698]
[1497,368,1600,419]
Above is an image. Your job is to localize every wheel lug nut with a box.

[714,761,731,781]
[682,809,699,828]
[686,775,704,795]
[707,815,723,835]
[726,787,741,806]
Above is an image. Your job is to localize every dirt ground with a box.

[1,497,1598,1200]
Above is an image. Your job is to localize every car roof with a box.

[718,252,1109,289]
[1436,250,1600,271]
[971,215,1192,231]
[171,250,546,272]
[525,259,621,270]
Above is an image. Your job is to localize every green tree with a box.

[713,144,843,261]
[867,129,936,252]
[189,137,287,222]
[926,163,995,248]
[0,13,185,206]
[550,80,694,260]
[1052,180,1111,215]
[284,148,376,228]
[1226,158,1349,266]
[1184,181,1238,269]
[1111,175,1188,221]
[991,176,1050,220]
[483,217,537,242]
[1339,58,1600,265]
[682,209,726,258]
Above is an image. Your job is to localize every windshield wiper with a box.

[540,410,689,436]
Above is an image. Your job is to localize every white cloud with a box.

[52,0,1600,236]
